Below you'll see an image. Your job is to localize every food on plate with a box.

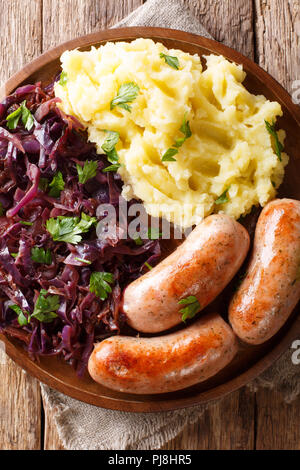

[55,38,288,228]
[0,82,162,376]
[0,36,296,395]
[229,199,300,344]
[123,214,250,333]
[88,312,238,394]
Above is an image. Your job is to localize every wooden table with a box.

[0,0,299,450]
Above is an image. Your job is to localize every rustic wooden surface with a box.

[0,0,299,450]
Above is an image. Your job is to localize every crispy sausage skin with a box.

[88,313,238,394]
[229,199,300,345]
[123,214,250,333]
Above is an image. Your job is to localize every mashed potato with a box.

[55,38,288,228]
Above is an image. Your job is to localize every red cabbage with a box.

[0,81,162,376]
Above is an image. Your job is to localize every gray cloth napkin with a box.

[41,0,300,450]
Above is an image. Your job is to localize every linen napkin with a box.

[41,0,300,450]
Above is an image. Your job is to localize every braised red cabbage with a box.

[0,81,161,376]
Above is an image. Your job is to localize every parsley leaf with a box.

[89,272,114,301]
[31,290,59,323]
[133,235,143,246]
[6,107,22,130]
[46,213,97,245]
[21,104,35,131]
[110,82,140,112]
[101,131,120,154]
[31,247,52,265]
[6,101,34,131]
[175,113,192,147]
[161,148,178,162]
[10,304,28,326]
[48,171,65,198]
[215,187,230,205]
[147,227,162,240]
[75,257,92,265]
[77,160,98,184]
[101,130,120,166]
[20,221,33,226]
[103,163,121,172]
[161,114,192,161]
[59,71,68,87]
[106,148,119,164]
[265,120,284,161]
[179,296,201,322]
[144,262,153,271]
[159,53,180,70]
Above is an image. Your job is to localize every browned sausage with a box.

[123,214,250,333]
[88,313,238,394]
[229,198,300,345]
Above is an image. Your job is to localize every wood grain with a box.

[0,0,42,85]
[255,0,300,92]
[0,354,41,450]
[42,0,144,50]
[163,389,255,450]
[256,389,300,450]
[185,0,254,59]
[0,0,42,451]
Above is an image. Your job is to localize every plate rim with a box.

[1,26,300,412]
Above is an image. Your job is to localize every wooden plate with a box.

[1,27,300,412]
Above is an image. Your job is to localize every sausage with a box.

[123,214,250,333]
[88,313,238,394]
[229,198,300,345]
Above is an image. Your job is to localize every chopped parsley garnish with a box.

[48,171,65,198]
[0,202,4,217]
[161,113,192,162]
[101,130,120,168]
[159,53,180,70]
[265,120,284,161]
[20,221,33,226]
[103,163,122,172]
[175,113,192,147]
[31,247,52,265]
[161,148,178,162]
[46,213,97,245]
[10,290,59,325]
[89,272,114,300]
[144,262,153,271]
[10,304,28,326]
[101,131,120,154]
[6,100,34,131]
[31,289,59,323]
[110,82,140,112]
[75,257,92,265]
[77,160,98,184]
[59,71,68,87]
[215,187,230,205]
[133,235,143,246]
[179,296,201,322]
[11,253,18,258]
[147,227,162,240]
